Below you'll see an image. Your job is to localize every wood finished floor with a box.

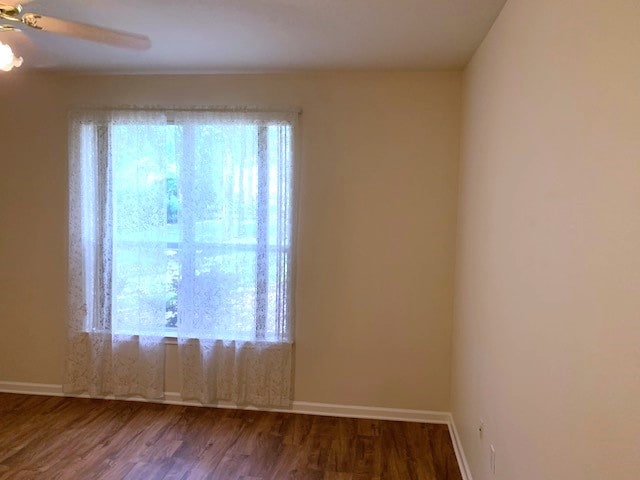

[0,393,462,480]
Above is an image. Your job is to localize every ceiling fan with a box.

[0,0,151,69]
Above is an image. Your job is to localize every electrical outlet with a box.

[490,444,496,475]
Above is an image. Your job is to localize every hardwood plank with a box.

[0,393,462,480]
[324,473,353,480]
[427,423,464,480]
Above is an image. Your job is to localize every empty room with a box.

[0,1,638,479]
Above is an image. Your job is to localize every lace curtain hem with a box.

[63,333,293,407]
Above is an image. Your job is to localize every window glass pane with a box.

[190,124,259,245]
[186,248,257,340]
[94,117,293,340]
[111,124,176,334]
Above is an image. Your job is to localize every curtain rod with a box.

[70,106,302,115]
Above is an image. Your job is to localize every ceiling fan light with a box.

[0,41,22,71]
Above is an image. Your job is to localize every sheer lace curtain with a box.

[66,108,298,407]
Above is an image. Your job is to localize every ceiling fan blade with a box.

[2,1,32,6]
[21,13,151,50]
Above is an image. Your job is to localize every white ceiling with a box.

[2,0,507,72]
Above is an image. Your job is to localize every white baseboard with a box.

[289,401,450,424]
[0,380,471,479]
[448,416,473,480]
[0,381,64,396]
[0,380,449,423]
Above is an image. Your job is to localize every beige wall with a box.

[0,71,461,411]
[453,0,640,479]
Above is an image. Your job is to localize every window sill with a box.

[88,330,288,345]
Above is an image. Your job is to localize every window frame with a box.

[70,107,299,343]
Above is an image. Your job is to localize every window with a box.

[71,109,296,342]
